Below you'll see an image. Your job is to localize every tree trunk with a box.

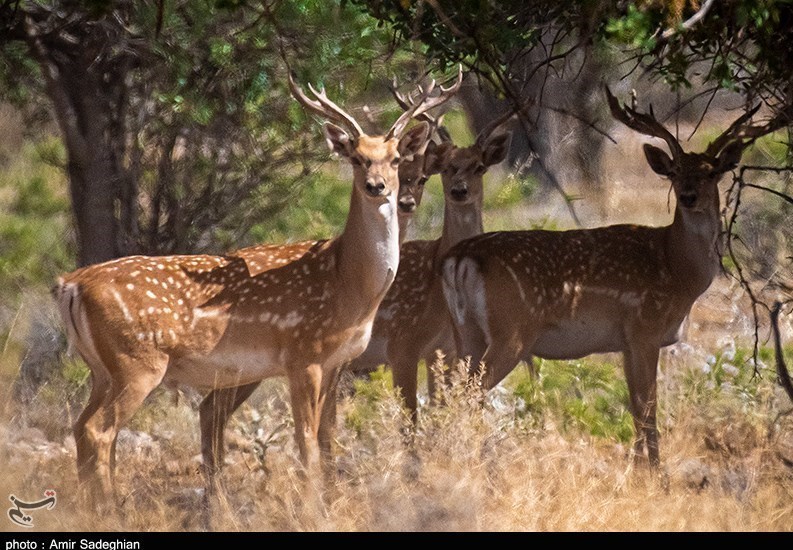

[67,154,123,266]
[24,11,136,267]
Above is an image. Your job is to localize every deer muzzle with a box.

[365,177,387,197]
[398,195,417,213]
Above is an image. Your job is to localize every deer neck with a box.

[398,214,413,247]
[336,186,400,316]
[438,201,484,257]
[665,197,722,298]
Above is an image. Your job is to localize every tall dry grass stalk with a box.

[1,334,791,532]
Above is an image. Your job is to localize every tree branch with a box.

[659,0,717,40]
[23,15,90,167]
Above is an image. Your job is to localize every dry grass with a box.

[1,316,792,532]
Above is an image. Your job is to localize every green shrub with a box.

[509,358,634,443]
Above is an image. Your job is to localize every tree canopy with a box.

[355,0,793,121]
[0,0,790,362]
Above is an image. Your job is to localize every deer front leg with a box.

[318,366,341,479]
[287,364,324,475]
[392,353,420,429]
[425,349,448,406]
[623,341,661,467]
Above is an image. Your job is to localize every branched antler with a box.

[387,65,463,139]
[288,72,364,138]
[605,86,684,160]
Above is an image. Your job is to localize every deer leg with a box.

[74,369,111,497]
[623,343,661,467]
[389,326,438,428]
[199,382,261,495]
[287,364,323,475]
[392,352,420,428]
[525,354,539,379]
[317,367,341,480]
[478,329,525,391]
[449,311,489,388]
[81,356,166,506]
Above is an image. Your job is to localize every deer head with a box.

[606,87,789,215]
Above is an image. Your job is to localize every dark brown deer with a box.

[441,88,788,466]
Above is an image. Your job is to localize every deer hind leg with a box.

[442,257,491,383]
[623,343,661,467]
[478,327,526,391]
[77,353,166,505]
[74,367,111,496]
[199,382,261,494]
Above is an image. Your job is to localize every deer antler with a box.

[390,76,452,143]
[702,103,793,157]
[605,86,685,160]
[386,65,464,140]
[288,72,364,138]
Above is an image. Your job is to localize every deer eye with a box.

[418,176,428,185]
[474,164,486,176]
[391,157,400,168]
[364,159,372,169]
[350,157,361,167]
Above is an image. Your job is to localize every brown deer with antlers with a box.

[349,95,515,425]
[441,88,787,466]
[196,84,457,489]
[53,68,462,503]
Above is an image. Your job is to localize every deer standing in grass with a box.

[53,69,461,503]
[348,98,515,426]
[196,87,458,485]
[441,88,788,466]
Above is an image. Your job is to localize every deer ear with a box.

[398,122,431,157]
[482,132,512,167]
[715,141,745,173]
[324,123,354,157]
[643,144,674,176]
[423,141,453,175]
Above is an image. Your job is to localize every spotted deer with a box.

[394,146,441,242]
[53,68,462,503]
[197,93,454,482]
[348,105,515,425]
[441,88,789,466]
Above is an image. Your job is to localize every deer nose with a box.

[679,193,697,208]
[365,177,387,197]
[450,186,468,201]
[398,195,417,213]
